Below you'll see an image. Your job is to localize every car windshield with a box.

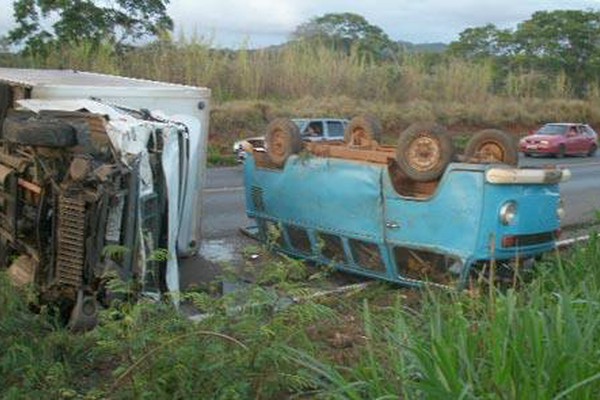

[292,119,309,131]
[536,124,568,136]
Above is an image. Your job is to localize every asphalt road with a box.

[520,153,600,226]
[179,154,600,287]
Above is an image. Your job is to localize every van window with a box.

[349,239,385,272]
[317,232,346,263]
[327,121,345,138]
[286,225,312,254]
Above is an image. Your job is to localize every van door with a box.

[382,166,485,282]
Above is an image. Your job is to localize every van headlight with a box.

[499,201,517,225]
[557,198,565,220]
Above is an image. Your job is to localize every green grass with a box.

[3,237,600,398]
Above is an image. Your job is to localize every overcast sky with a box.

[1,0,600,48]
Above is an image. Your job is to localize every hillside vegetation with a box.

[4,37,600,156]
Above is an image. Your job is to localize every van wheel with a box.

[2,116,77,147]
[464,129,518,166]
[396,123,454,182]
[344,115,382,146]
[265,118,302,166]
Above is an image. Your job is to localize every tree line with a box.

[4,1,600,99]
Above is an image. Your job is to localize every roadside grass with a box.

[3,236,600,398]
[207,143,237,166]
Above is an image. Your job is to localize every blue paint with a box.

[244,155,561,287]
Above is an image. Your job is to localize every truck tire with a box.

[344,114,382,145]
[464,129,518,166]
[265,118,302,166]
[2,116,77,147]
[396,123,454,182]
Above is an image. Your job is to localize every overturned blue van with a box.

[243,118,570,287]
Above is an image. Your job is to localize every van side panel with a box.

[245,156,385,241]
[382,167,485,260]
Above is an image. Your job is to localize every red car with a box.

[520,123,598,157]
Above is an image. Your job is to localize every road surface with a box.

[179,154,600,287]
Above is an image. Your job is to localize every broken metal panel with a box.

[0,164,17,236]
[161,125,183,298]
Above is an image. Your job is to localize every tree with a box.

[449,10,600,96]
[512,10,600,94]
[7,0,173,54]
[292,13,397,60]
[448,24,513,59]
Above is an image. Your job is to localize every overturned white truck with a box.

[0,68,210,329]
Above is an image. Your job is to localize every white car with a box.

[233,118,349,161]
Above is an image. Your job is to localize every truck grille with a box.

[56,196,87,287]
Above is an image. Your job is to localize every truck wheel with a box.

[265,118,302,166]
[2,116,77,147]
[464,129,518,166]
[396,123,454,182]
[344,114,382,145]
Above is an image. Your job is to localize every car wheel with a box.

[395,122,454,182]
[344,114,382,146]
[524,152,531,157]
[265,118,302,166]
[555,144,565,158]
[588,144,597,157]
[464,129,518,166]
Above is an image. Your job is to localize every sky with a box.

[1,0,600,48]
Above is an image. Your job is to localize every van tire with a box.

[396,123,454,182]
[2,116,77,147]
[464,129,518,166]
[265,118,302,166]
[344,115,382,145]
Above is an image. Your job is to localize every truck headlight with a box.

[499,201,517,225]
[557,198,565,220]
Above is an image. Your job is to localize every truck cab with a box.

[0,68,210,328]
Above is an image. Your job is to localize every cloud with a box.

[168,0,302,35]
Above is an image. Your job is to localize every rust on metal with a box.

[17,178,41,194]
[69,157,92,181]
[305,142,395,164]
[404,134,441,172]
[7,255,36,287]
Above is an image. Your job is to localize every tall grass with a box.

[9,35,600,105]
[6,36,600,149]
[290,238,600,399]
[3,239,600,398]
